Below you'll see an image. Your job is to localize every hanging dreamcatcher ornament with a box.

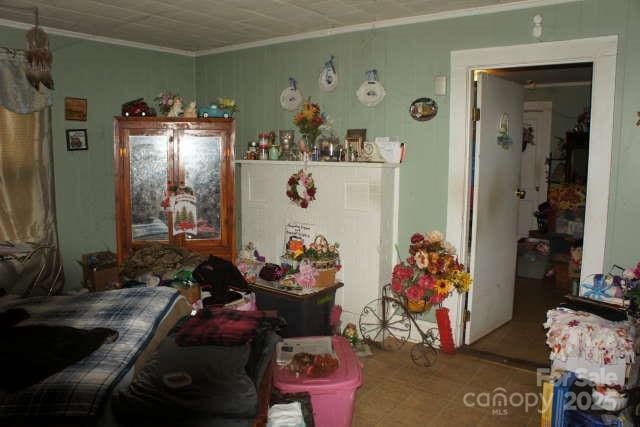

[286,169,316,209]
[318,55,338,92]
[356,69,386,107]
[497,113,513,149]
[25,8,54,90]
[280,77,303,111]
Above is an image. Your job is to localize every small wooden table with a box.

[248,279,343,337]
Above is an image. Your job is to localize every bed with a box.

[0,286,278,427]
[0,288,191,425]
[0,287,190,425]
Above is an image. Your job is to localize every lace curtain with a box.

[0,49,51,113]
[0,50,62,295]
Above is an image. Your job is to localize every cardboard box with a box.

[81,251,119,291]
[553,261,571,292]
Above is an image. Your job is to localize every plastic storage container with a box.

[517,250,549,279]
[251,283,340,337]
[273,336,362,427]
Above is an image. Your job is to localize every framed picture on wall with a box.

[345,136,363,159]
[346,128,367,142]
[65,97,87,121]
[66,129,88,151]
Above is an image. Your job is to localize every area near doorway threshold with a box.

[446,35,618,347]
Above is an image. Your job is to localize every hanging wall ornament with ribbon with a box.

[280,77,303,111]
[497,112,513,149]
[25,8,54,90]
[356,69,386,107]
[318,55,338,92]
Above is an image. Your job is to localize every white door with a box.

[517,102,553,238]
[466,73,524,344]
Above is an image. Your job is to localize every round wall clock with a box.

[409,98,438,121]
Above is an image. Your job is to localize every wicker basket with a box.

[307,235,339,287]
[314,267,337,287]
[406,298,431,313]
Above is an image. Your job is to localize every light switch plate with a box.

[434,75,447,96]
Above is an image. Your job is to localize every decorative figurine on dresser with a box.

[113,116,236,263]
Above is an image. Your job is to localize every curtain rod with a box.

[0,46,25,56]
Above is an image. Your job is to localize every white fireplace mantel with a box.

[235,160,400,325]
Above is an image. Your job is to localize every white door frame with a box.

[446,36,618,347]
[519,101,553,239]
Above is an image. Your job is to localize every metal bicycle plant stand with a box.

[359,284,441,367]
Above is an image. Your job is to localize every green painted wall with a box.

[2,0,639,291]
[525,85,592,156]
[196,0,640,268]
[0,26,195,289]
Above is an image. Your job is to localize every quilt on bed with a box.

[0,286,180,420]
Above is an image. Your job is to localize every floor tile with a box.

[356,345,549,426]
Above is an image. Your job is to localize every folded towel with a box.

[268,401,305,427]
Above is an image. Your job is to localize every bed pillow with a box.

[113,336,258,421]
[175,309,266,347]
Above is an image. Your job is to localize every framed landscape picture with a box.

[66,129,88,151]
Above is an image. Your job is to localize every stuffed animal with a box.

[167,97,183,117]
[183,101,197,118]
[342,323,358,346]
[294,259,317,289]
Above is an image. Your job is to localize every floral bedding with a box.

[544,307,635,365]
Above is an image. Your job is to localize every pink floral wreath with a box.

[286,169,316,208]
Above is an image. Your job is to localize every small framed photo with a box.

[345,136,363,157]
[65,97,87,121]
[66,129,88,151]
[346,128,367,142]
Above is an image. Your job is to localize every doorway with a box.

[466,64,593,365]
[445,36,618,354]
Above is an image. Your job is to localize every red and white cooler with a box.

[273,336,363,427]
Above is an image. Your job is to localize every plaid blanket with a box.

[176,309,286,347]
[0,287,179,420]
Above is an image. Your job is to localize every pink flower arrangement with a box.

[391,231,472,307]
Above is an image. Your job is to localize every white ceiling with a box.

[0,0,540,53]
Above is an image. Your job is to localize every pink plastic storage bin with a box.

[273,336,363,427]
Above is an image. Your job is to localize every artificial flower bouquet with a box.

[217,97,239,113]
[154,91,181,116]
[293,98,325,143]
[391,230,472,312]
[548,183,586,212]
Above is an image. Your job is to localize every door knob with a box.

[515,188,526,199]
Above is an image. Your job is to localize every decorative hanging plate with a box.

[318,55,338,92]
[409,98,438,121]
[280,86,303,111]
[318,67,338,92]
[356,80,386,107]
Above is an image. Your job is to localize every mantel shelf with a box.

[233,159,400,169]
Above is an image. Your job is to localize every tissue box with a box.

[579,274,626,306]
